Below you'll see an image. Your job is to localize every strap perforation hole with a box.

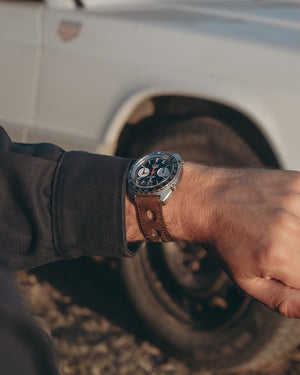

[146,209,156,222]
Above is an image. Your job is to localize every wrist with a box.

[125,161,219,244]
[164,162,216,243]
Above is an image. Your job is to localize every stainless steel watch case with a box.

[127,152,184,205]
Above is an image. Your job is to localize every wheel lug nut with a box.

[190,260,200,273]
[198,250,207,260]
[211,296,228,309]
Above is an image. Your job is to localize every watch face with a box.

[128,152,179,193]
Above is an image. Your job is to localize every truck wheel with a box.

[120,115,300,371]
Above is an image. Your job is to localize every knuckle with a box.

[264,288,291,318]
[255,209,299,272]
[276,299,293,318]
[255,238,283,270]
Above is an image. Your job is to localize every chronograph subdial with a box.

[157,167,171,178]
[137,167,150,178]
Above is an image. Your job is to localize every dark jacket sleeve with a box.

[0,252,59,375]
[0,126,134,271]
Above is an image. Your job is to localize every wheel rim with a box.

[136,241,251,332]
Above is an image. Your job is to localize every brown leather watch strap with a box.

[135,195,173,242]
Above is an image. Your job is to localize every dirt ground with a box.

[17,257,300,375]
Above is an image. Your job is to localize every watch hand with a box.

[150,158,158,178]
[147,158,159,186]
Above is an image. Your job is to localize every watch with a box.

[127,151,184,242]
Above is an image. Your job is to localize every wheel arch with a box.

[110,92,280,168]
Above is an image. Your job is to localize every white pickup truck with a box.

[1,0,300,372]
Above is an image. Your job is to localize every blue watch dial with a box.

[128,152,179,194]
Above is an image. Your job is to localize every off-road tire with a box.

[120,115,300,372]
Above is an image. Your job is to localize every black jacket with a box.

[0,126,134,375]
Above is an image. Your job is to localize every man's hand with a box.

[126,162,300,318]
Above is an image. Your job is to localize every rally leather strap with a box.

[135,196,174,242]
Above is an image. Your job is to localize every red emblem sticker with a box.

[58,21,82,42]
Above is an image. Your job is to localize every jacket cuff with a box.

[52,152,133,259]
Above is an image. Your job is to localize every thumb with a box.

[239,277,300,319]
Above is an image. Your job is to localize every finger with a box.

[239,277,300,318]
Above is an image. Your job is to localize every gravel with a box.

[16,257,300,375]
